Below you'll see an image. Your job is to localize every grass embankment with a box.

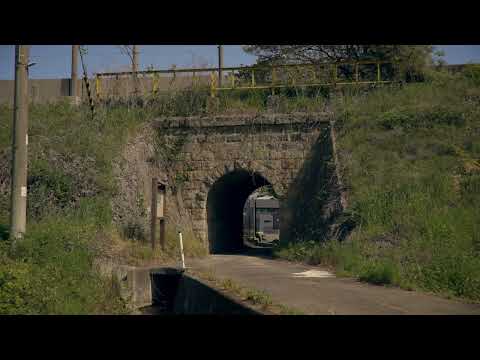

[1,66,479,312]
[0,103,158,314]
[274,68,480,302]
[0,101,204,314]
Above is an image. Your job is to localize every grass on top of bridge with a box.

[274,66,480,302]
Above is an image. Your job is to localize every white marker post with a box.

[178,231,186,270]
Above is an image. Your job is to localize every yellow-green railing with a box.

[94,60,395,99]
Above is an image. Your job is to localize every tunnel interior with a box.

[207,170,271,254]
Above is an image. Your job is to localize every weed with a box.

[278,305,305,315]
[245,289,273,307]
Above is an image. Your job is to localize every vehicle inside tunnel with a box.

[207,170,275,254]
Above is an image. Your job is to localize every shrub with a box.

[358,259,398,286]
[462,64,480,85]
[0,211,128,314]
[379,106,465,130]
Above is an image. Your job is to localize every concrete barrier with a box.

[173,275,261,315]
[112,265,153,309]
[113,265,262,314]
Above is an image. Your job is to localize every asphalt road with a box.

[187,250,480,315]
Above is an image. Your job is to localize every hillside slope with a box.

[275,72,480,302]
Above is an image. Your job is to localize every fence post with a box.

[152,72,159,95]
[210,72,217,97]
[377,62,381,82]
[178,231,185,270]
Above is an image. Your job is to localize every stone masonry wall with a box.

[152,113,334,250]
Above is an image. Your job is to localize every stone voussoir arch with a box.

[152,112,337,253]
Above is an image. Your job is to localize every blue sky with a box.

[1,45,479,80]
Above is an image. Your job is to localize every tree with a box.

[243,45,440,81]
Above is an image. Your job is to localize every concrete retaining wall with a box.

[113,265,262,314]
[173,275,260,314]
[0,75,210,105]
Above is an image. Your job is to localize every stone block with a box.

[224,143,242,153]
[192,151,215,161]
[225,134,242,143]
[281,159,297,169]
[183,199,193,209]
[190,208,206,221]
[195,192,207,202]
[268,150,283,160]
[183,142,194,152]
[289,133,303,141]
[192,220,206,231]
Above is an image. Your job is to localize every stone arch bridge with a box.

[152,113,345,254]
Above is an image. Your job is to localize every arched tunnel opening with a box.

[207,170,277,254]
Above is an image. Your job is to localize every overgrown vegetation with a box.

[0,201,128,314]
[0,101,158,314]
[0,91,227,314]
[1,62,479,313]
[274,65,480,302]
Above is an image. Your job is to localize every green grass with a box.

[0,95,212,313]
[244,288,274,308]
[0,199,128,314]
[278,305,305,315]
[274,69,480,301]
[0,99,157,314]
[1,66,479,312]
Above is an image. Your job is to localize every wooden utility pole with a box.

[10,45,30,241]
[70,45,79,98]
[132,45,139,96]
[218,45,224,88]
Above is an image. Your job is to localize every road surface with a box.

[187,250,480,315]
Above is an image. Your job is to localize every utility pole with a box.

[10,45,30,241]
[70,45,79,102]
[132,45,139,96]
[218,45,223,88]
